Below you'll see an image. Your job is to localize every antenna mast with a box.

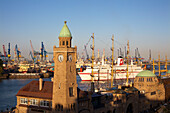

[91,33,95,93]
[126,40,129,85]
[111,35,114,88]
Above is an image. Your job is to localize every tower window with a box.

[63,41,65,45]
[66,41,68,46]
[61,105,63,111]
[69,87,73,97]
[57,104,60,111]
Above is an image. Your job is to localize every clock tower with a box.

[52,21,77,113]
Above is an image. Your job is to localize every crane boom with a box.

[3,45,7,57]
[84,45,89,60]
[41,42,44,61]
[30,40,34,58]
[84,36,92,60]
[8,43,11,58]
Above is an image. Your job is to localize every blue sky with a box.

[0,0,170,60]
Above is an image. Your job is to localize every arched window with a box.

[66,41,68,46]
[61,105,63,111]
[63,41,65,45]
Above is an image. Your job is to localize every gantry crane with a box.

[3,45,7,57]
[84,36,92,61]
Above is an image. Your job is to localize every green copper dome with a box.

[167,70,170,74]
[59,21,72,37]
[136,70,156,77]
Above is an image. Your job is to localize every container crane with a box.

[84,45,89,60]
[40,42,44,61]
[84,36,92,60]
[8,43,11,59]
[29,51,34,60]
[30,40,37,62]
[15,44,21,61]
[3,45,7,57]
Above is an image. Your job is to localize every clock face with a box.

[68,55,72,62]
[58,54,63,62]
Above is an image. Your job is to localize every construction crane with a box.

[30,40,35,60]
[40,42,44,61]
[3,45,7,57]
[42,43,52,61]
[84,36,92,61]
[29,40,38,62]
[134,48,142,64]
[29,51,34,60]
[15,44,21,61]
[8,43,11,60]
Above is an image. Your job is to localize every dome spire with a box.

[59,21,72,38]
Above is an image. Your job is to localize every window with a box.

[40,100,50,107]
[66,41,68,46]
[30,99,38,106]
[63,41,65,45]
[61,105,63,111]
[151,91,156,95]
[20,98,28,105]
[69,87,73,97]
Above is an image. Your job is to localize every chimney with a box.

[39,78,43,90]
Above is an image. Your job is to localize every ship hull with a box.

[78,71,140,81]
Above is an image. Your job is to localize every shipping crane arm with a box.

[3,45,7,57]
[84,37,92,60]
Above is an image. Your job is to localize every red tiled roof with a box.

[16,81,53,99]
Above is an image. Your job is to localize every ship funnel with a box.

[117,57,124,66]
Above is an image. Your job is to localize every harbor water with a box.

[0,65,169,112]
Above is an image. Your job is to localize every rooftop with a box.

[16,81,53,99]
[59,21,72,38]
[136,70,156,77]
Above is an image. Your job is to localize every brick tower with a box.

[52,21,77,113]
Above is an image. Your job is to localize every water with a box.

[0,65,169,111]
[0,78,51,112]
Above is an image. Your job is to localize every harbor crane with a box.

[40,42,53,61]
[3,45,7,57]
[40,42,44,61]
[8,43,11,60]
[14,44,21,61]
[30,40,38,62]
[84,36,92,61]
